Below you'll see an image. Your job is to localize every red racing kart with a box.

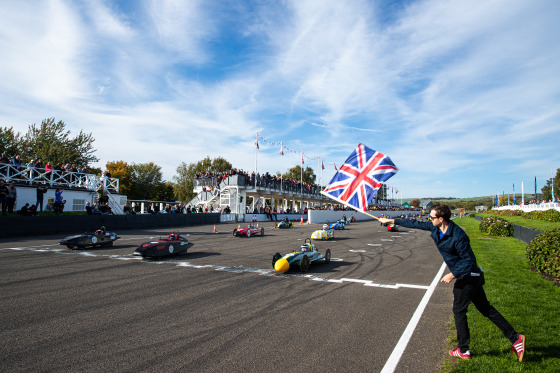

[133,233,192,258]
[233,224,264,237]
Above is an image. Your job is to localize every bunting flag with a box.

[301,153,304,164]
[255,135,259,150]
[321,160,325,170]
[321,144,398,211]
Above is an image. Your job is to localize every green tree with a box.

[0,127,23,158]
[282,165,316,185]
[541,168,560,201]
[173,156,233,202]
[128,162,163,200]
[154,181,176,202]
[20,118,98,166]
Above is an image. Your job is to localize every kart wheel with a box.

[103,241,114,247]
[232,229,237,236]
[325,249,331,264]
[300,255,310,272]
[272,252,281,267]
[66,245,75,250]
[261,228,264,236]
[247,230,251,237]
[169,244,174,254]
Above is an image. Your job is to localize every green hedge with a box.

[526,228,560,278]
[486,209,524,216]
[522,209,560,222]
[478,216,514,237]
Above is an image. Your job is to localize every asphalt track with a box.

[0,220,453,372]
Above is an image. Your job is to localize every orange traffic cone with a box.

[256,222,259,228]
[300,216,303,225]
[238,223,241,230]
[307,219,310,224]
[212,225,218,233]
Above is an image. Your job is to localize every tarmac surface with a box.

[0,220,453,372]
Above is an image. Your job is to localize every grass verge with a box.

[478,213,560,232]
[445,217,560,372]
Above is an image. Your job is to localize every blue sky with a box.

[1,0,559,199]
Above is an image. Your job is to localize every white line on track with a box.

[380,261,447,373]
[2,246,431,290]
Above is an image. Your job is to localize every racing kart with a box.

[386,224,399,232]
[58,226,119,249]
[233,224,264,237]
[133,233,192,258]
[328,220,345,230]
[274,218,293,229]
[272,239,331,273]
[311,224,335,240]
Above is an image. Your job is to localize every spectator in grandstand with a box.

[27,159,35,180]
[12,155,22,170]
[1,153,9,164]
[36,184,48,212]
[6,182,17,214]
[19,203,31,216]
[0,179,8,216]
[96,185,105,203]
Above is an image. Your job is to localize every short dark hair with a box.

[430,204,451,222]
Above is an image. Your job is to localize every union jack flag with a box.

[321,144,398,211]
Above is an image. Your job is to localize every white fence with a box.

[0,163,119,192]
[493,203,560,212]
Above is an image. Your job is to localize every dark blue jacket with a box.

[394,218,479,278]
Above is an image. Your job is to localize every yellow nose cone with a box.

[274,257,290,272]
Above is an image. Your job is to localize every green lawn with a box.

[478,213,560,232]
[444,217,560,372]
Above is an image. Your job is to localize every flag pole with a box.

[280,141,283,191]
[255,132,258,189]
[319,191,380,221]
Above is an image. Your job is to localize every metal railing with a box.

[1,162,119,192]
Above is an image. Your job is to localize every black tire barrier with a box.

[0,213,221,238]
[473,215,542,244]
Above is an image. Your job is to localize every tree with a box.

[282,165,316,185]
[410,198,420,208]
[173,156,232,203]
[154,181,176,202]
[128,162,163,200]
[541,168,560,201]
[20,118,98,166]
[105,161,133,197]
[0,127,23,158]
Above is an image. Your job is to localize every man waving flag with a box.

[321,144,398,213]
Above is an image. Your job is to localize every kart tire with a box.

[103,241,114,247]
[247,230,251,237]
[325,249,331,264]
[272,252,281,268]
[261,228,264,236]
[300,255,310,272]
[232,229,237,236]
[66,245,75,250]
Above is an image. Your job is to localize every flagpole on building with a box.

[522,181,525,205]
[300,152,304,213]
[255,132,258,189]
[513,183,516,205]
[280,141,283,191]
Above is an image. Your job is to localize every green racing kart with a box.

[272,239,331,273]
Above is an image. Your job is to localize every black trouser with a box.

[453,274,518,352]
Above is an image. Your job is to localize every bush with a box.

[486,209,523,216]
[522,209,560,222]
[479,216,513,237]
[526,228,560,278]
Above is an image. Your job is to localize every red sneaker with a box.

[449,347,471,360]
[511,334,526,362]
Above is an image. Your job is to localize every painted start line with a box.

[1,234,447,373]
